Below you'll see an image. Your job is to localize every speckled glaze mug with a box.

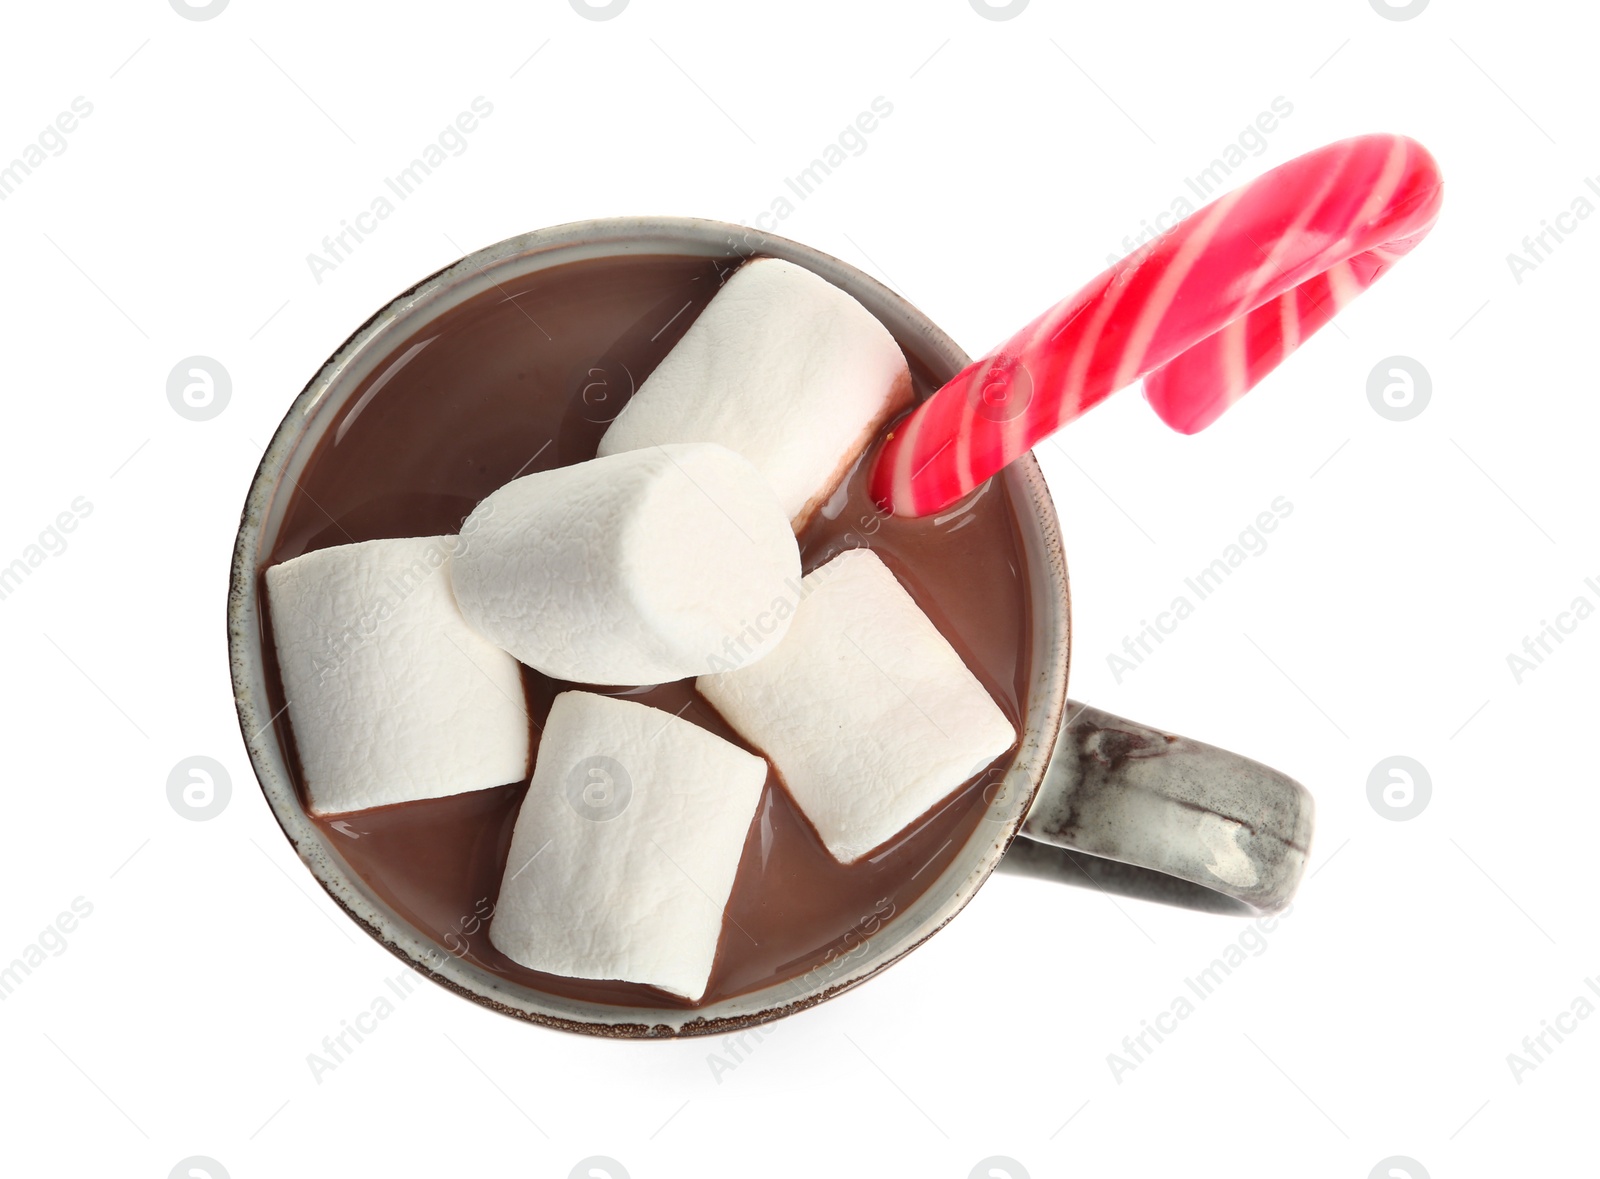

[228,217,1314,1037]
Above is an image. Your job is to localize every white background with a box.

[1,1,1594,1176]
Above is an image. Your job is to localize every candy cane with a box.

[869,133,1444,517]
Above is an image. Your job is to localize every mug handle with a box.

[1007,700,1314,914]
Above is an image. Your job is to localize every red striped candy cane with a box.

[869,133,1444,517]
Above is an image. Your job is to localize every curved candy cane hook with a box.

[870,134,1444,517]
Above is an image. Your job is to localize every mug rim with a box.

[226,216,1071,1037]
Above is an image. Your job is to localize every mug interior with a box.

[227,217,1071,1036]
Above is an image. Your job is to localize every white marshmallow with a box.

[450,443,801,686]
[697,548,1015,864]
[265,537,531,816]
[488,691,766,1000]
[597,257,913,530]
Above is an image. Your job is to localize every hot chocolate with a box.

[260,250,1034,1008]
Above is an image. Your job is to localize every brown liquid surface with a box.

[261,252,1033,1008]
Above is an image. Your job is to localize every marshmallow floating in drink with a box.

[265,537,531,815]
[598,257,913,531]
[698,548,1015,864]
[488,690,766,1000]
[450,442,801,685]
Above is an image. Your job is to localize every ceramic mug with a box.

[228,217,1314,1037]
